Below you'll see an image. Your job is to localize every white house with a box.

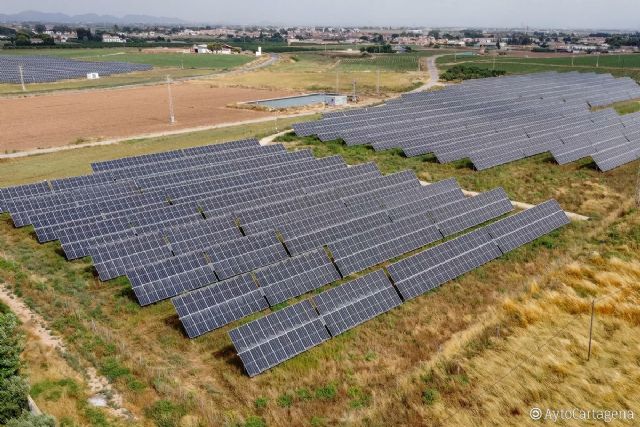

[102,34,126,43]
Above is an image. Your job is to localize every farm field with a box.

[0,48,261,95]
[0,48,255,68]
[436,53,640,82]
[209,51,450,94]
[0,82,296,152]
[1,112,639,426]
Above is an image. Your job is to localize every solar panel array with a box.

[229,199,569,376]
[0,55,152,84]
[0,138,570,376]
[294,72,640,172]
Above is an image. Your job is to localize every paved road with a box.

[410,54,447,93]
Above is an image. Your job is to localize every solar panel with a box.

[387,228,502,301]
[313,270,402,336]
[330,214,442,276]
[431,188,513,236]
[294,72,639,171]
[129,253,219,306]
[0,55,152,84]
[484,200,570,253]
[228,300,330,376]
[256,248,341,306]
[172,274,268,338]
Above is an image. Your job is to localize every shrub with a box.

[98,357,130,381]
[0,312,22,379]
[422,388,439,405]
[276,393,293,408]
[144,400,186,427]
[254,397,268,409]
[314,384,337,400]
[0,376,29,424]
[5,413,56,427]
[244,416,266,427]
[440,64,506,81]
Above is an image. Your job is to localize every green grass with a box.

[436,53,640,82]
[0,49,254,69]
[0,48,257,95]
[86,53,253,70]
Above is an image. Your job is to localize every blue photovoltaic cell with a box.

[256,248,341,306]
[313,270,402,336]
[229,301,330,376]
[172,274,268,338]
[387,228,502,301]
[484,199,570,254]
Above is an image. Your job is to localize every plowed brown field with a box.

[0,82,293,152]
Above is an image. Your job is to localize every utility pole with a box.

[352,80,356,100]
[166,75,175,125]
[18,65,26,92]
[596,52,599,68]
[571,55,574,67]
[492,55,496,70]
[336,70,339,94]
[376,68,380,96]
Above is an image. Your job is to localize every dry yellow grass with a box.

[0,125,639,426]
[205,54,425,94]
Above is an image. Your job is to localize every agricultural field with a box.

[0,48,255,69]
[209,51,448,95]
[1,108,639,426]
[0,48,259,95]
[436,53,640,82]
[0,83,297,151]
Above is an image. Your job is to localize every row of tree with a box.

[359,44,394,53]
[440,64,506,81]
[0,307,55,426]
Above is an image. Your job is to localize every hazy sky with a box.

[4,0,640,29]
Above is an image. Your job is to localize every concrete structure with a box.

[102,34,126,43]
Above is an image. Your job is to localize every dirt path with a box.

[0,282,132,420]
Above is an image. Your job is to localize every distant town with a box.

[1,22,640,54]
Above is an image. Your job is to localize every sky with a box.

[3,0,640,29]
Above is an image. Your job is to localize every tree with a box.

[0,376,29,424]
[0,313,21,379]
[5,413,55,427]
[428,30,440,39]
[34,24,46,34]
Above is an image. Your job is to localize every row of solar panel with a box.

[228,200,570,376]
[0,55,152,84]
[303,73,639,131]
[126,184,512,307]
[293,72,640,171]
[296,74,637,137]
[148,184,509,331]
[0,138,262,213]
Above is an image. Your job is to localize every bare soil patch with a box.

[0,82,294,151]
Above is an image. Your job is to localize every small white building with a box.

[193,44,211,54]
[102,34,126,43]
